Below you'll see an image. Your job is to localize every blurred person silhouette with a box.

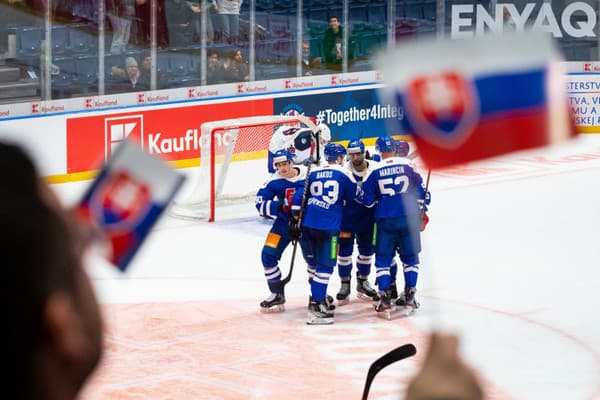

[165,0,194,47]
[138,50,168,89]
[189,0,216,44]
[107,0,135,54]
[323,16,354,71]
[222,48,248,82]
[1,141,104,400]
[287,40,322,76]
[207,48,225,84]
[215,0,242,43]
[134,0,169,48]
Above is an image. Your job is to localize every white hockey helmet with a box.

[317,123,331,143]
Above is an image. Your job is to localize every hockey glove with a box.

[277,197,291,214]
[288,218,302,241]
[420,212,429,232]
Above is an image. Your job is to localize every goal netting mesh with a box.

[169,115,310,221]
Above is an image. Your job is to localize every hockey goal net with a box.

[169,115,313,222]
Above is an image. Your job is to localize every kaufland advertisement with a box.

[66,99,273,173]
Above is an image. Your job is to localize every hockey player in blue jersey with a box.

[336,139,379,305]
[290,143,359,324]
[256,149,307,312]
[362,135,430,317]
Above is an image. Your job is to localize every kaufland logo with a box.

[285,79,313,89]
[104,115,144,161]
[31,103,40,114]
[85,98,93,109]
[331,75,359,85]
[237,83,267,94]
[188,88,219,98]
[137,93,145,103]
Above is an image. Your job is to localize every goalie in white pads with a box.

[256,149,309,312]
[267,122,331,173]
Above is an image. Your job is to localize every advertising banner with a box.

[66,98,273,173]
[273,88,404,142]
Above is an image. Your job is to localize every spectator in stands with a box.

[138,50,168,90]
[287,40,322,76]
[165,0,194,48]
[190,0,216,44]
[207,49,225,84]
[215,0,242,43]
[2,141,104,400]
[222,48,248,82]
[112,56,149,92]
[107,0,135,54]
[134,0,169,48]
[323,16,354,71]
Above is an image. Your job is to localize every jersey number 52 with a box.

[378,176,409,196]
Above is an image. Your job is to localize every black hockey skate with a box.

[374,291,396,320]
[395,287,419,314]
[325,294,336,311]
[259,292,285,313]
[389,281,398,300]
[307,297,334,325]
[356,276,379,301]
[336,279,351,305]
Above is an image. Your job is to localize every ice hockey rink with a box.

[51,135,600,400]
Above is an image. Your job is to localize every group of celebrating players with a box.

[254,122,430,324]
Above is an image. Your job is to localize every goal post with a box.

[169,115,315,222]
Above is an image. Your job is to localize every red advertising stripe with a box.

[66,99,274,174]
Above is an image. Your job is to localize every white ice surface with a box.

[53,135,600,400]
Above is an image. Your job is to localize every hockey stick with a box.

[280,159,312,293]
[362,343,417,400]
[421,168,431,220]
[279,114,321,294]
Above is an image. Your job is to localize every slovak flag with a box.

[76,141,185,271]
[378,32,577,169]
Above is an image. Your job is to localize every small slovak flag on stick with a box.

[378,31,578,169]
[76,140,185,271]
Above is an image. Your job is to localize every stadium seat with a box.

[16,26,42,63]
[258,64,290,80]
[51,55,76,97]
[73,54,98,93]
[368,3,386,27]
[68,23,97,54]
[349,4,368,24]
[50,25,69,55]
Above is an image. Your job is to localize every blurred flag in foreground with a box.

[76,141,185,271]
[378,32,577,169]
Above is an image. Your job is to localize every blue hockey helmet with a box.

[347,139,365,154]
[324,143,346,162]
[375,135,396,153]
[272,149,294,167]
[395,139,410,157]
